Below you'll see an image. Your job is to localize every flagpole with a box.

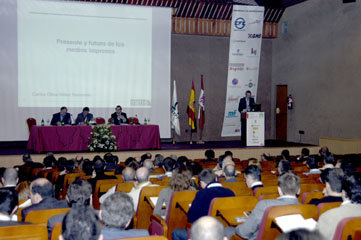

[172,128,175,144]
[190,128,193,144]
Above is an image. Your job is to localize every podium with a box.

[241,112,265,146]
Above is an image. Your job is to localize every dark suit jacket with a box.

[187,182,235,223]
[88,173,117,193]
[50,112,71,126]
[22,197,68,221]
[1,186,18,204]
[111,112,128,125]
[238,97,255,113]
[75,113,94,125]
[309,196,343,205]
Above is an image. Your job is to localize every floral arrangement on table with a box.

[88,125,117,152]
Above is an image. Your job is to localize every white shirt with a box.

[128,181,158,211]
[0,214,17,221]
[250,181,263,188]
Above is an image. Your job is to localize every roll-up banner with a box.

[221,5,264,137]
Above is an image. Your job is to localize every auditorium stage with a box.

[0,140,318,168]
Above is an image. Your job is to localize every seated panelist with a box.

[75,107,93,125]
[50,106,72,126]
[111,105,128,125]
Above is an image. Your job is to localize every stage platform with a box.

[0,140,318,168]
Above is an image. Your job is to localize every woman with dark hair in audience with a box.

[80,159,94,176]
[277,160,292,175]
[201,149,216,163]
[153,168,195,217]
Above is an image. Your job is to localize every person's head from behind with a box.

[222,156,235,170]
[198,169,216,189]
[135,167,149,184]
[276,229,323,240]
[115,105,122,114]
[57,157,67,171]
[66,179,92,207]
[301,148,310,157]
[340,160,355,175]
[248,158,261,168]
[103,153,114,164]
[190,216,226,240]
[223,164,236,179]
[30,178,53,204]
[163,157,176,172]
[60,106,68,116]
[2,168,18,186]
[319,146,329,156]
[81,159,93,176]
[153,154,164,168]
[65,160,75,173]
[245,90,251,99]
[244,165,261,188]
[93,159,105,175]
[281,149,290,160]
[169,168,193,192]
[43,155,55,168]
[143,159,154,170]
[22,153,32,163]
[205,149,215,160]
[0,188,18,217]
[186,161,203,176]
[82,107,90,115]
[224,151,233,158]
[306,157,318,170]
[278,160,292,175]
[278,173,300,197]
[324,153,334,165]
[100,192,134,229]
[122,167,135,182]
[141,153,152,163]
[320,168,344,196]
[341,172,361,203]
[60,206,102,240]
[16,181,30,201]
[177,156,189,168]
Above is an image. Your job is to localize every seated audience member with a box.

[277,160,292,175]
[153,154,164,168]
[316,172,361,239]
[225,172,300,240]
[104,153,117,171]
[140,152,152,163]
[111,105,128,125]
[38,155,56,179]
[214,155,240,176]
[80,159,93,176]
[309,168,344,205]
[244,165,263,192]
[190,216,226,240]
[247,158,261,168]
[17,153,34,182]
[297,148,310,162]
[1,168,19,202]
[75,107,93,125]
[100,192,149,239]
[60,206,102,240]
[51,106,72,126]
[99,167,135,204]
[304,157,321,175]
[16,181,31,208]
[55,160,76,197]
[154,168,195,217]
[223,164,237,183]
[186,161,203,177]
[172,169,234,240]
[159,157,176,179]
[281,149,290,161]
[128,167,157,211]
[22,178,68,221]
[48,179,92,239]
[176,156,190,168]
[261,153,272,162]
[0,189,18,222]
[319,146,330,158]
[321,153,334,170]
[276,229,323,240]
[224,151,233,158]
[202,149,216,163]
[88,159,117,192]
[143,159,156,174]
[340,160,356,175]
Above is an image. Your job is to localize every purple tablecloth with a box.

[27,125,161,153]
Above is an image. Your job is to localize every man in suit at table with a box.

[224,173,300,240]
[75,107,94,125]
[111,105,128,125]
[50,106,72,126]
[238,90,255,113]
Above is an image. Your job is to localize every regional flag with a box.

[198,75,205,131]
[187,81,197,131]
[171,80,180,135]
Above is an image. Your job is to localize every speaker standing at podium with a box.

[238,91,255,145]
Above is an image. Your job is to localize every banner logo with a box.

[232,78,239,85]
[234,17,246,30]
[248,33,262,39]
[251,48,257,55]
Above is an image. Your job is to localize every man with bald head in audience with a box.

[1,168,19,202]
[22,178,68,221]
[128,167,158,211]
[223,165,237,183]
[191,216,227,240]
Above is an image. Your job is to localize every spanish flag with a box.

[187,81,197,131]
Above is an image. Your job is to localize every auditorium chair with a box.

[93,179,124,209]
[149,190,197,239]
[151,177,171,186]
[24,208,70,224]
[0,223,47,240]
[293,166,309,173]
[115,181,134,193]
[208,196,258,227]
[222,182,252,196]
[262,179,278,186]
[40,168,57,181]
[317,201,342,219]
[261,174,278,180]
[298,183,324,202]
[133,186,166,229]
[257,193,279,201]
[255,204,318,240]
[50,222,62,240]
[60,172,85,199]
[333,217,361,240]
[254,186,279,199]
[95,117,105,124]
[302,191,324,204]
[31,168,43,180]
[26,118,37,133]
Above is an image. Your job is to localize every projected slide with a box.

[18,0,152,108]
